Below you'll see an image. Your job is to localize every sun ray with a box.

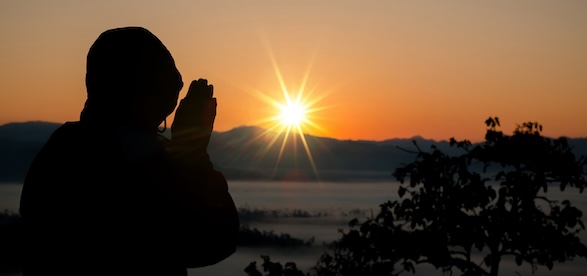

[296,124,320,181]
[260,35,291,103]
[274,125,292,176]
[221,32,335,181]
[259,124,288,157]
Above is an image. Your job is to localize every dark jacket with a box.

[20,121,239,275]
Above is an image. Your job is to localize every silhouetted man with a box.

[19,27,239,275]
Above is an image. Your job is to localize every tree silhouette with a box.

[246,118,587,276]
[245,255,307,276]
[314,117,587,276]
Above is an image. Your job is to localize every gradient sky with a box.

[1,0,586,142]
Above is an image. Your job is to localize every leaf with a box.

[488,187,497,200]
[403,261,415,273]
[515,255,523,266]
[474,240,484,251]
[398,186,406,198]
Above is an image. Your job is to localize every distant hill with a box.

[1,121,586,183]
[0,121,60,143]
[206,126,458,182]
[0,121,62,182]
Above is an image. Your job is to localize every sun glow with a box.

[236,37,333,181]
[257,89,323,181]
[278,100,307,126]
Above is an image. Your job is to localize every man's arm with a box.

[168,79,239,267]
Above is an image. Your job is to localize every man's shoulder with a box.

[52,121,85,137]
[45,121,121,152]
[54,121,114,138]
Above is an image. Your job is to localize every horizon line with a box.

[2,120,586,143]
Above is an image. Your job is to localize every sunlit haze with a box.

[1,1,586,142]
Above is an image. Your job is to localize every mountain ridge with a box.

[1,121,586,183]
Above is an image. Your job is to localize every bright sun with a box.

[240,37,332,181]
[278,101,307,126]
[253,89,325,181]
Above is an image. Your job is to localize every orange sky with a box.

[1,0,586,142]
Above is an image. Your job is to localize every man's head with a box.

[82,27,183,131]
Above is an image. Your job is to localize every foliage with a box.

[317,118,587,276]
[245,118,587,276]
[245,255,308,276]
[237,206,335,223]
[238,224,315,248]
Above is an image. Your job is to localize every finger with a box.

[186,79,209,100]
[208,84,214,98]
[196,79,208,93]
[186,80,198,99]
[203,99,217,125]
